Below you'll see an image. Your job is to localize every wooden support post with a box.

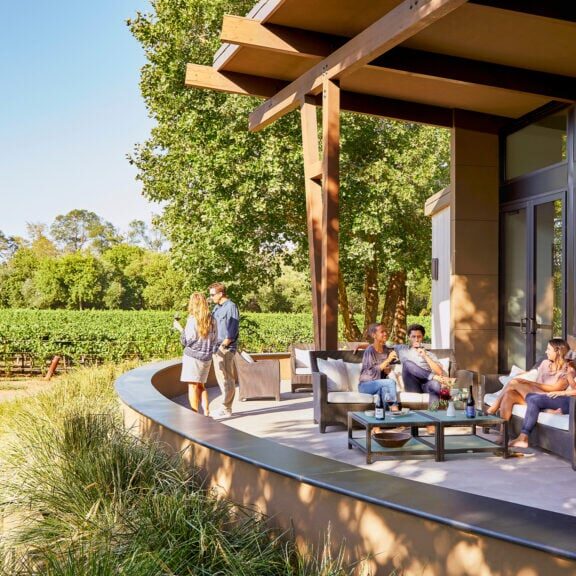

[321,78,340,350]
[300,101,323,349]
[45,355,61,380]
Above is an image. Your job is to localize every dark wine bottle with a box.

[465,385,476,418]
[374,394,385,420]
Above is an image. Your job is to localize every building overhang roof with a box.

[186,0,576,128]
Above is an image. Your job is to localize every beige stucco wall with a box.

[450,112,500,374]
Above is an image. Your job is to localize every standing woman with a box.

[175,293,216,416]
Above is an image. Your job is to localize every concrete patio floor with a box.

[174,381,576,518]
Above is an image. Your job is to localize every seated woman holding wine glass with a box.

[487,338,571,422]
[358,323,399,411]
[510,360,576,448]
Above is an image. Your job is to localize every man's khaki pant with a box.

[213,347,236,411]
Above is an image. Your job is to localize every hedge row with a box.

[0,309,430,366]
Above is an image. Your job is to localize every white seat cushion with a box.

[483,393,569,431]
[294,348,312,369]
[398,391,429,404]
[327,391,374,403]
[295,367,313,375]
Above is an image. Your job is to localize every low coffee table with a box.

[347,411,437,464]
[419,409,509,461]
[348,410,508,464]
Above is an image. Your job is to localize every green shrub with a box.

[0,365,353,575]
[0,310,432,369]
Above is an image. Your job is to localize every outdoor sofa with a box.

[310,348,476,433]
[482,373,576,470]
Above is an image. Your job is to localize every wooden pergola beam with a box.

[220,14,339,58]
[185,64,288,97]
[469,0,576,23]
[373,48,576,103]
[185,64,513,129]
[320,79,340,350]
[219,18,576,103]
[248,0,468,132]
[300,102,323,348]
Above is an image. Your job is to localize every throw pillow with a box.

[437,357,451,374]
[499,364,528,387]
[344,362,362,392]
[317,358,350,392]
[240,351,255,363]
[294,347,312,369]
[496,365,538,397]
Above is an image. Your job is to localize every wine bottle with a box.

[465,385,476,418]
[374,394,385,420]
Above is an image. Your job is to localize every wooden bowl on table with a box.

[372,430,411,448]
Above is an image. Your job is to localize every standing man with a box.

[209,282,239,418]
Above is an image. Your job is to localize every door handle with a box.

[520,317,528,334]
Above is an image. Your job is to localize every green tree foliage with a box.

[245,264,311,313]
[128,0,307,302]
[0,248,40,307]
[127,218,166,251]
[0,215,185,310]
[128,0,450,337]
[0,230,18,263]
[50,209,122,254]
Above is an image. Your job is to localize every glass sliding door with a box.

[503,208,527,369]
[534,200,564,353]
[501,195,565,371]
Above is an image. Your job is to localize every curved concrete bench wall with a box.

[115,360,576,576]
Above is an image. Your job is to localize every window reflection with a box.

[506,110,567,181]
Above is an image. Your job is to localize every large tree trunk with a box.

[338,271,362,341]
[362,260,379,338]
[380,270,404,335]
[392,270,407,343]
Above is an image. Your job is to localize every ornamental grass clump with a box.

[0,365,353,575]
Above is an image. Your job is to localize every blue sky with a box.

[0,0,158,240]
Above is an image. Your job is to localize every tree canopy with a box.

[0,213,185,311]
[128,0,450,338]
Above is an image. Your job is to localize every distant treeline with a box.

[0,210,188,310]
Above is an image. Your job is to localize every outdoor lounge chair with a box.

[234,352,281,402]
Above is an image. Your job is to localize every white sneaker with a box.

[212,407,232,419]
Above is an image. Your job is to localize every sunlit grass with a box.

[0,364,354,575]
